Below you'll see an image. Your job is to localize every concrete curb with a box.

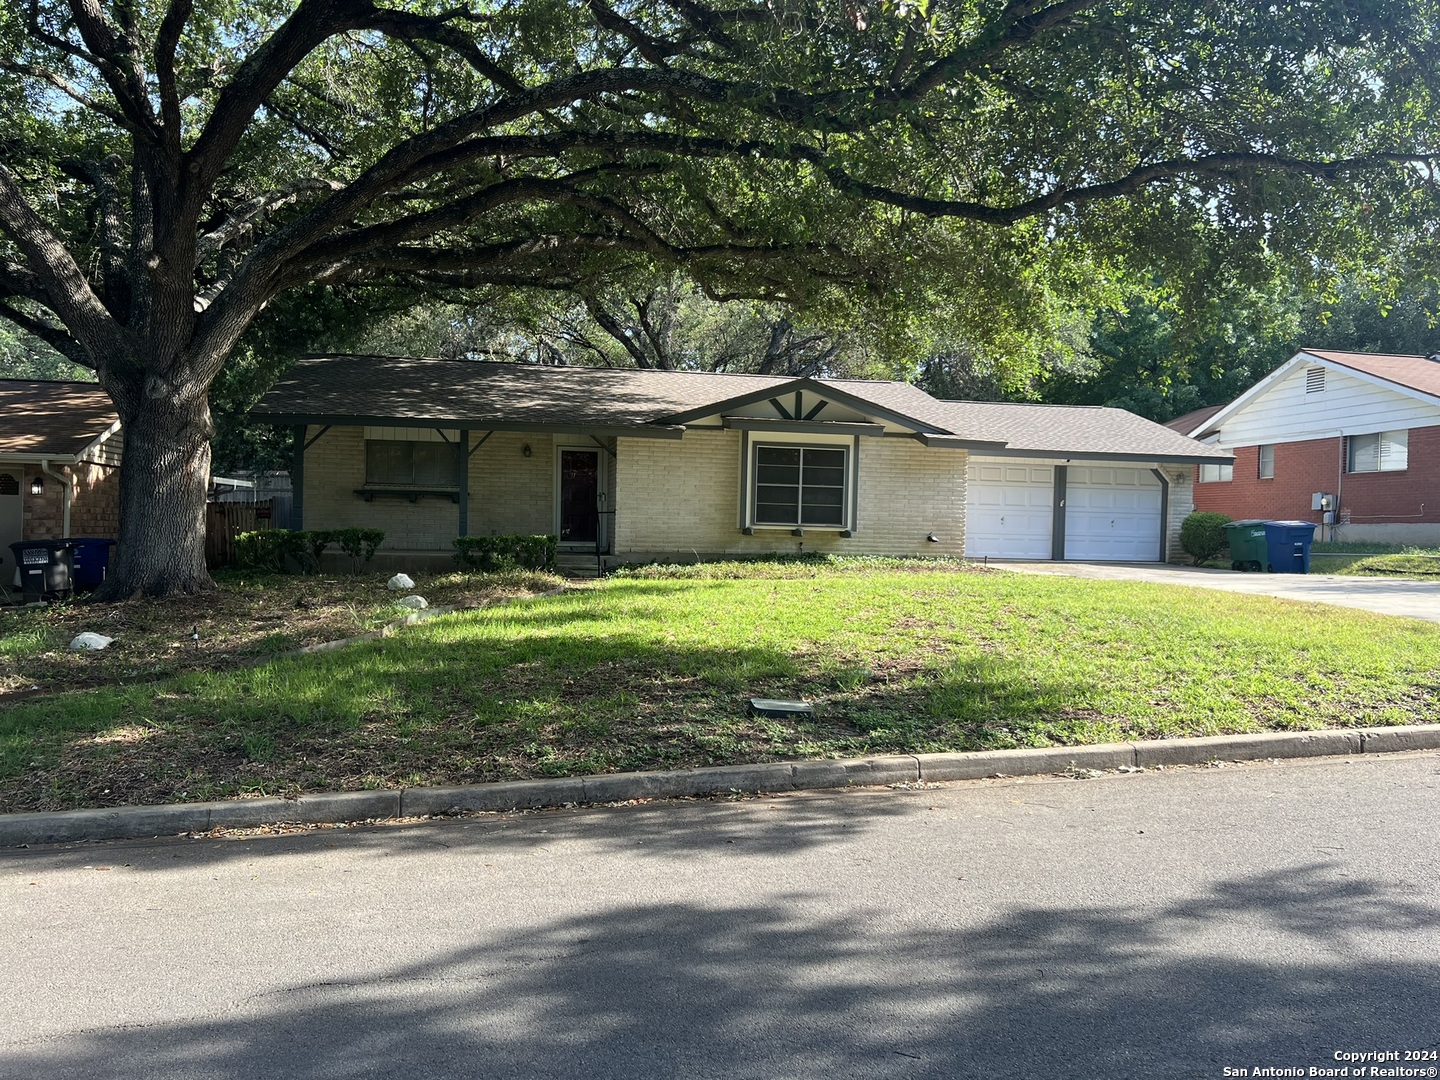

[3,723,1438,848]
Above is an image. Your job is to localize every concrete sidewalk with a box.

[999,561,1440,622]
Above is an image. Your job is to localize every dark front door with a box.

[559,449,600,544]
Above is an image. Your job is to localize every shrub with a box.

[234,528,385,573]
[1179,511,1232,566]
[453,534,558,572]
[332,528,385,567]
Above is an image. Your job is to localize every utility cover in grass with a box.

[750,698,815,719]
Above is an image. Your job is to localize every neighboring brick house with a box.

[0,380,124,583]
[1168,349,1440,544]
[253,356,1229,570]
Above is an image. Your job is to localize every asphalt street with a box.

[2,753,1438,1080]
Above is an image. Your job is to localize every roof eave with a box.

[252,411,687,439]
[969,447,1234,465]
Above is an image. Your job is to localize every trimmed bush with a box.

[234,528,385,573]
[1179,511,1232,566]
[453,534,558,572]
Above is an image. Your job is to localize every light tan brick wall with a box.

[614,430,967,559]
[67,461,121,538]
[468,431,556,536]
[1164,466,1196,563]
[302,426,558,550]
[19,464,64,540]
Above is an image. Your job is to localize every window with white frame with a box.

[754,445,847,526]
[1258,444,1275,479]
[1346,430,1408,474]
[365,439,455,486]
[1198,462,1233,483]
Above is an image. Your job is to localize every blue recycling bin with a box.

[65,537,117,589]
[1260,521,1317,574]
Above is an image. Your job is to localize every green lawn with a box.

[2,560,1438,813]
[1308,542,1440,577]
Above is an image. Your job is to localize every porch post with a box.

[457,428,469,538]
[291,425,305,531]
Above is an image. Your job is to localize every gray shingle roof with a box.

[0,379,118,457]
[254,356,1228,462]
[924,400,1232,460]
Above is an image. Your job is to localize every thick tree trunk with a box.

[93,379,216,599]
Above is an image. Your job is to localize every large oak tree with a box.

[1,0,1437,596]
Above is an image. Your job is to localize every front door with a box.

[0,471,21,583]
[558,448,600,545]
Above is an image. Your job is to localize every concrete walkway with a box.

[999,561,1440,623]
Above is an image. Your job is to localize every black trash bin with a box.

[8,540,74,601]
[66,537,117,589]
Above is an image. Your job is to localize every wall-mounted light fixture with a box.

[522,443,532,458]
[29,476,43,496]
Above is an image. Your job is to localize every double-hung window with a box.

[365,439,455,487]
[1346,430,1408,474]
[754,445,847,527]
[1258,445,1275,479]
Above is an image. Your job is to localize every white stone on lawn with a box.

[398,595,428,609]
[70,632,114,650]
[387,573,415,591]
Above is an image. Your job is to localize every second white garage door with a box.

[1065,466,1162,561]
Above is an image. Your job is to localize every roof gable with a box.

[1200,350,1440,445]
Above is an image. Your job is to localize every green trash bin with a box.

[1222,520,1269,572]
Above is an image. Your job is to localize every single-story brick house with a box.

[1168,349,1440,544]
[253,356,1231,570]
[0,379,124,580]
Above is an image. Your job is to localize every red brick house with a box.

[1168,350,1440,544]
[0,380,123,582]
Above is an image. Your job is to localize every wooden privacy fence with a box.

[205,500,275,569]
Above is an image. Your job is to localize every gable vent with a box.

[1305,366,1326,394]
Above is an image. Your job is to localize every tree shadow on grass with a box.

[2,859,1435,1079]
[0,619,1099,812]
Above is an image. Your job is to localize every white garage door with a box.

[966,461,1053,559]
[1065,466,1162,561]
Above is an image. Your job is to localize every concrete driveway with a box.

[1000,561,1440,623]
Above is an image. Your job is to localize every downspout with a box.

[1333,430,1345,543]
[41,460,73,537]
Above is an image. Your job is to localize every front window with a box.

[1199,463,1233,483]
[1347,430,1408,474]
[365,439,455,487]
[1258,444,1275,479]
[754,445,847,526]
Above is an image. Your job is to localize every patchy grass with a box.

[0,568,562,697]
[1306,542,1440,577]
[2,560,1438,813]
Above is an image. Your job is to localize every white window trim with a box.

[740,430,858,532]
[1346,429,1409,474]
[1258,444,1275,479]
[1198,462,1234,483]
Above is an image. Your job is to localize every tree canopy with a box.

[3,0,1440,594]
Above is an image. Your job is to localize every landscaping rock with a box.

[397,594,428,609]
[387,573,415,591]
[69,632,114,651]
